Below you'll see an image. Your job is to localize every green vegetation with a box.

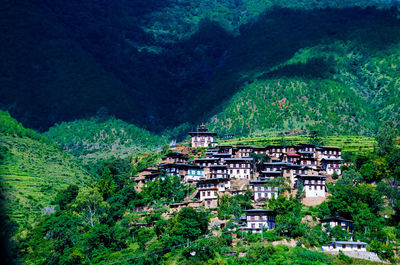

[2,2,400,137]
[44,117,168,163]
[221,135,377,154]
[0,112,94,228]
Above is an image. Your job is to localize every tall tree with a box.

[376,121,398,156]
[72,187,110,227]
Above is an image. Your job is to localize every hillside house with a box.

[243,209,276,233]
[194,158,219,167]
[249,180,278,201]
[160,163,188,179]
[133,167,160,192]
[322,241,367,252]
[320,216,354,234]
[188,124,217,148]
[317,146,342,160]
[321,158,343,175]
[161,152,188,164]
[185,164,205,182]
[197,178,231,208]
[209,165,228,179]
[225,157,253,179]
[234,145,254,158]
[295,174,326,198]
[267,145,287,159]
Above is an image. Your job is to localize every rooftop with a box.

[320,216,353,223]
[328,241,367,245]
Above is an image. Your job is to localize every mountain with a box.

[43,117,169,163]
[1,0,399,135]
[0,111,94,226]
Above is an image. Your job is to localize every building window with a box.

[342,244,346,249]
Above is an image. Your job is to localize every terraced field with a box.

[0,135,94,225]
[220,135,377,154]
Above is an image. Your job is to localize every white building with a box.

[188,125,217,148]
[243,209,276,233]
[295,175,326,198]
[197,178,231,208]
[321,158,342,175]
[320,216,354,234]
[185,165,205,182]
[322,241,367,252]
[225,158,253,179]
[249,180,278,201]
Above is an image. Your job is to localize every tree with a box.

[97,167,116,201]
[329,225,351,241]
[376,121,398,156]
[250,153,270,178]
[72,187,110,227]
[309,130,324,146]
[168,207,209,241]
[54,185,79,210]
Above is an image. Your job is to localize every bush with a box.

[338,250,353,263]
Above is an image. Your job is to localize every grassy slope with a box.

[0,111,94,225]
[44,117,169,163]
[0,136,94,226]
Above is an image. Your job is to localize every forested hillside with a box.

[0,111,94,227]
[1,0,399,136]
[44,117,169,163]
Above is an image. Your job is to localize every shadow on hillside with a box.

[187,6,400,124]
[0,148,17,264]
[1,3,400,133]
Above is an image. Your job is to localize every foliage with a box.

[44,117,168,163]
[72,187,110,227]
[217,192,253,220]
[141,173,190,205]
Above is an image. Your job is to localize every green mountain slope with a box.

[0,111,94,226]
[1,1,400,136]
[44,117,169,163]
[206,8,400,136]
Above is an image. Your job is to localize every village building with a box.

[243,209,276,233]
[295,143,316,154]
[285,153,301,164]
[249,180,278,201]
[209,164,228,179]
[194,158,219,167]
[263,162,288,172]
[322,241,367,252]
[259,170,282,180]
[133,167,160,192]
[215,145,234,155]
[197,178,231,208]
[320,216,354,234]
[294,174,326,198]
[185,164,205,182]
[160,163,188,179]
[161,152,188,164]
[321,158,343,175]
[252,146,268,155]
[234,145,254,158]
[266,145,287,159]
[188,124,217,148]
[317,146,342,160]
[225,157,253,179]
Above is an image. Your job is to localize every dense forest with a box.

[0,111,399,264]
[1,1,399,135]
